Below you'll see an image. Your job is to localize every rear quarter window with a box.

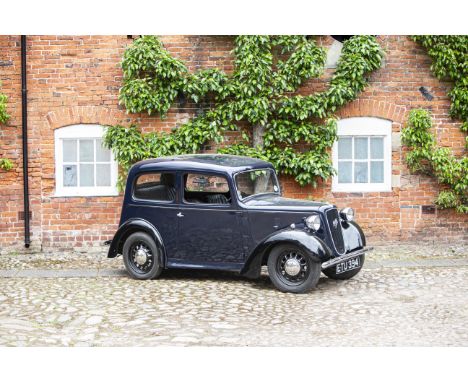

[133,172,176,202]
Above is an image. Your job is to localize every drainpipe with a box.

[21,35,30,248]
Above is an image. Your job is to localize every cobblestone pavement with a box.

[0,244,466,346]
[0,243,466,270]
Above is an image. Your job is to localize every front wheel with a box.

[267,245,321,294]
[322,255,365,280]
[123,232,163,280]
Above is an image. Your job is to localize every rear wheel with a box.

[267,244,321,294]
[123,232,162,280]
[322,255,365,280]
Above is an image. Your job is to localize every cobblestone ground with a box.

[0,244,466,346]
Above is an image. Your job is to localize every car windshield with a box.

[234,168,280,200]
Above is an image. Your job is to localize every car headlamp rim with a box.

[340,207,355,221]
[305,214,321,231]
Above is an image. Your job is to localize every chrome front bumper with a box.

[321,247,373,270]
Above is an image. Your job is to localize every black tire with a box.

[267,244,321,294]
[122,232,163,280]
[322,255,365,280]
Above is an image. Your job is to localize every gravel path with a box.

[0,243,466,346]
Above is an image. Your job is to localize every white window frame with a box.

[54,124,118,197]
[332,117,392,193]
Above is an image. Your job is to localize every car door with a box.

[172,171,244,268]
[129,171,179,258]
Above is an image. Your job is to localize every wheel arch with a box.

[108,219,166,266]
[240,229,332,279]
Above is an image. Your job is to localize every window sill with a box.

[53,189,120,198]
[332,184,392,193]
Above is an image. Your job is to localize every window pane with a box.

[80,164,94,186]
[354,137,368,159]
[63,140,77,162]
[371,161,384,183]
[235,169,279,200]
[354,162,368,183]
[96,139,111,162]
[136,173,162,187]
[370,137,384,159]
[134,172,176,202]
[338,137,352,159]
[96,164,111,186]
[63,165,77,187]
[338,161,352,183]
[79,139,94,162]
[185,173,231,204]
[185,173,229,193]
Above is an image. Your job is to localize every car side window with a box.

[133,172,176,202]
[183,173,231,205]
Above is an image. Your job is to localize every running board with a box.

[321,247,373,269]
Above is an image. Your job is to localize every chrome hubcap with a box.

[284,258,301,276]
[129,242,154,274]
[134,248,148,265]
[277,250,310,285]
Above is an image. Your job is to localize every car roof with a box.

[130,154,275,176]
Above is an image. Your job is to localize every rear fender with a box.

[107,219,166,266]
[240,229,332,279]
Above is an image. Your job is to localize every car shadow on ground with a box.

[158,268,272,291]
[156,268,337,292]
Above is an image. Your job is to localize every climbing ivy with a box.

[0,158,13,171]
[0,92,9,124]
[0,82,13,171]
[402,36,468,213]
[402,109,467,213]
[105,35,384,189]
[413,36,468,134]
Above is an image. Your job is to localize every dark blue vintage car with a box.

[107,154,371,293]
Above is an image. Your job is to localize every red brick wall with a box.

[0,36,24,248]
[0,35,466,252]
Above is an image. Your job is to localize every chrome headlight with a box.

[305,214,321,231]
[340,207,355,222]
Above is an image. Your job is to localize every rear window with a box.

[133,172,176,202]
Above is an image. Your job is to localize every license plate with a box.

[335,256,360,274]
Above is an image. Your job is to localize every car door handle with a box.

[177,212,184,218]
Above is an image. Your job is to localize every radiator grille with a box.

[326,208,345,254]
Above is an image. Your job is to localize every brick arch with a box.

[336,99,408,124]
[46,106,124,129]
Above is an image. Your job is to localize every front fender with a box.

[240,228,332,279]
[342,221,366,251]
[107,219,166,266]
